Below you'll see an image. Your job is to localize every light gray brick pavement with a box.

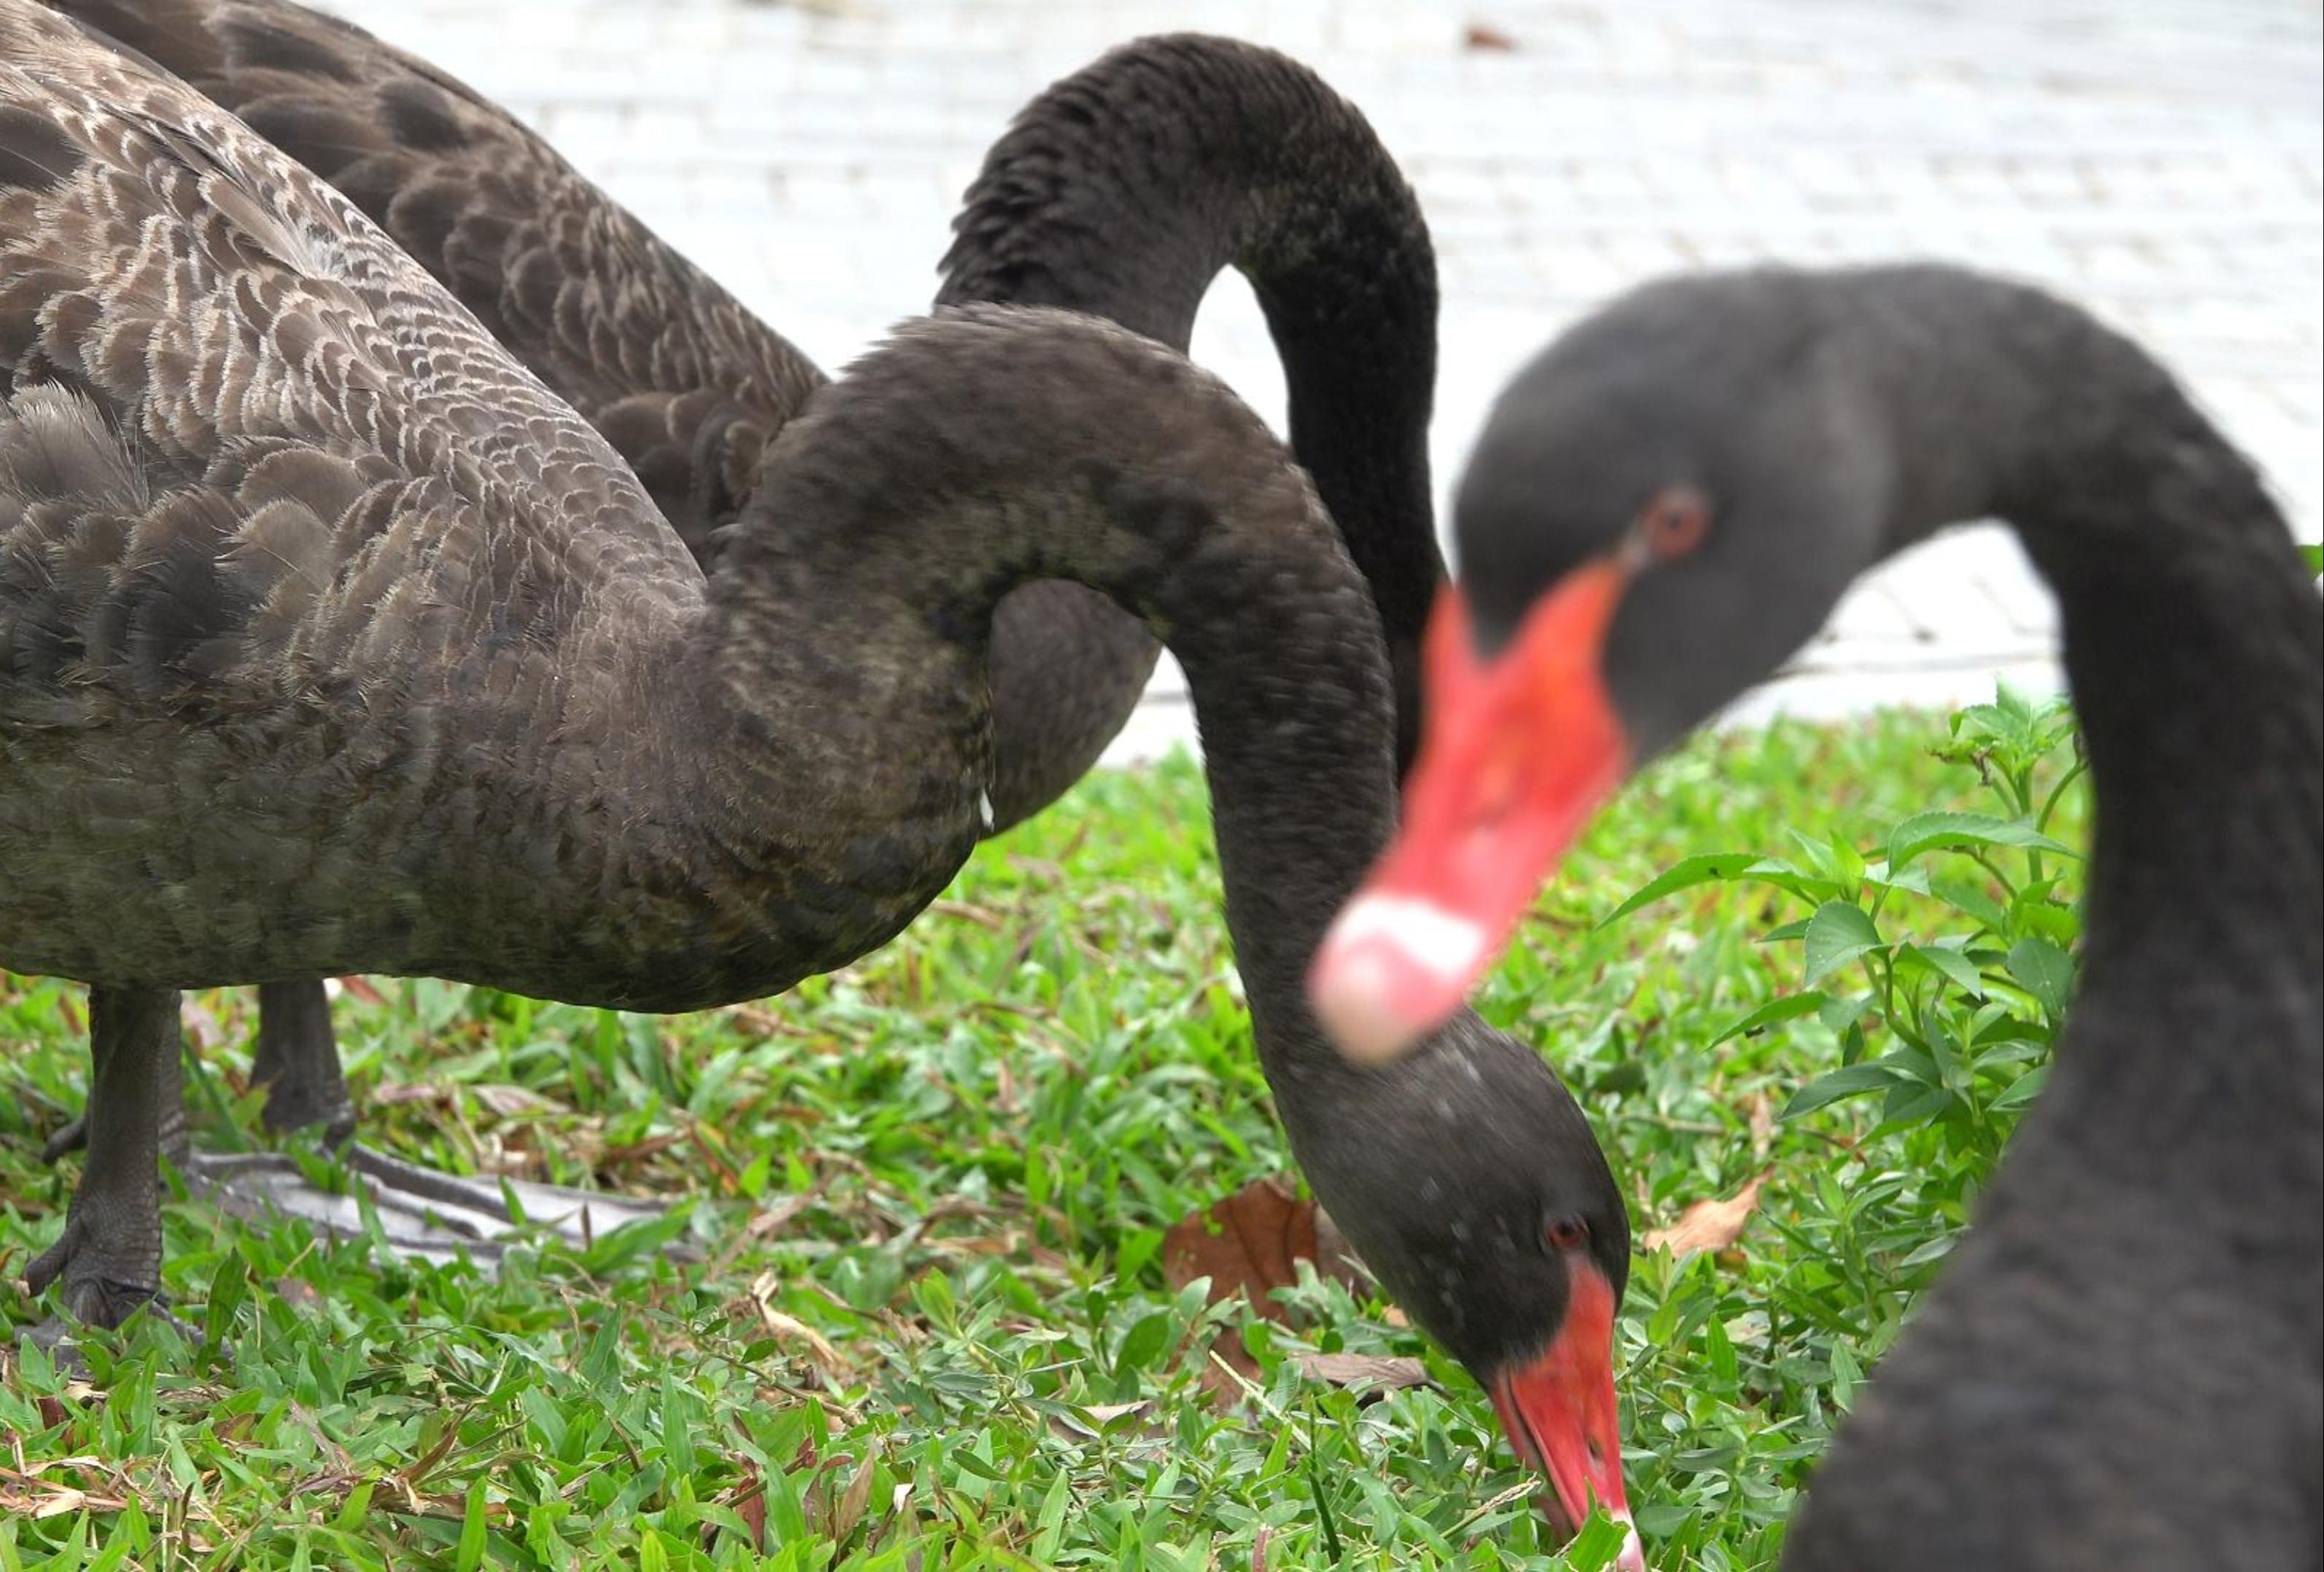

[317,0,2324,752]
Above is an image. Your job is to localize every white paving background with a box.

[323,0,2324,757]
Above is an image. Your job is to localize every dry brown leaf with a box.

[1642,1170,1772,1256]
[747,1273,851,1378]
[723,1461,768,1551]
[1163,1175,1381,1410]
[472,1084,556,1117]
[1294,1352,1433,1394]
[333,976,387,1007]
[829,1447,876,1544]
[1465,22,1519,50]
[1162,1174,1368,1318]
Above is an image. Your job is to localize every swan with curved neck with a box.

[0,12,1636,1554]
[1313,263,2322,1565]
[37,0,1444,1188]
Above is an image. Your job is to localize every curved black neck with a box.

[938,35,1442,772]
[1866,269,2323,1181]
[700,310,1415,1082]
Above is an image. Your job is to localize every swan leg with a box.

[249,980,356,1143]
[34,983,669,1274]
[22,985,187,1342]
[33,977,328,1162]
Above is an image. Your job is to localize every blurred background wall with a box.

[316,0,2323,752]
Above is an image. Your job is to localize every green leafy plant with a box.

[0,699,2090,1570]
[1608,683,2084,1142]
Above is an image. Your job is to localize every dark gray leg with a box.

[250,980,355,1143]
[42,976,347,1160]
[23,984,178,1329]
[36,980,672,1276]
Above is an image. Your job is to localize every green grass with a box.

[0,699,2085,1571]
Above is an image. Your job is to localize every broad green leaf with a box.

[1601,853,1760,924]
[1903,942,1986,999]
[1802,902,1885,987]
[453,1480,488,1572]
[2007,936,2077,1018]
[2013,898,2080,946]
[2300,543,2323,576]
[1115,1311,1174,1374]
[1931,875,2010,932]
[1883,1044,1943,1087]
[1829,1341,1862,1412]
[1989,1063,2052,1111]
[1711,991,1828,1047]
[1861,859,1933,897]
[1818,992,1874,1034]
[1566,1512,1637,1571]
[1782,1063,1901,1119]
[1887,811,2072,868]
[1880,1081,1957,1126]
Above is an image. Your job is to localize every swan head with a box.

[1312,269,1897,1063]
[1289,1017,1643,1567]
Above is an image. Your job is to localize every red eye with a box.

[1639,486,1711,561]
[1546,1215,1591,1251]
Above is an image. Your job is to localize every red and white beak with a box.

[1488,1260,1646,1571]
[1311,561,1636,1063]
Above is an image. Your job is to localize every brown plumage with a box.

[34,2,1446,1163]
[0,11,1638,1536]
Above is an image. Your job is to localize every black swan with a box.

[35,0,1445,1233]
[0,12,1638,1555]
[1312,263,2323,1565]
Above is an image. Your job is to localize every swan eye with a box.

[1637,487,1712,562]
[1545,1215,1591,1251]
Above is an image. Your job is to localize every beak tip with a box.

[1309,950,1425,1065]
[1310,893,1484,1063]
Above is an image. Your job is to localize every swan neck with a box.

[939,36,1443,765]
[1873,273,2323,1154]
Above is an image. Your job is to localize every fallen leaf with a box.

[1465,22,1518,50]
[1164,1175,1379,1409]
[721,1461,768,1551]
[829,1446,875,1544]
[472,1084,556,1117]
[370,1081,453,1108]
[1162,1174,1368,1317]
[1643,1170,1772,1256]
[333,976,387,1007]
[1294,1352,1433,1394]
[747,1273,851,1377]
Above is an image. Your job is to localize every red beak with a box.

[1488,1261,1646,1571]
[1310,562,1634,1063]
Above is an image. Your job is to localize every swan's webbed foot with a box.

[185,1144,674,1270]
[23,1213,167,1329]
